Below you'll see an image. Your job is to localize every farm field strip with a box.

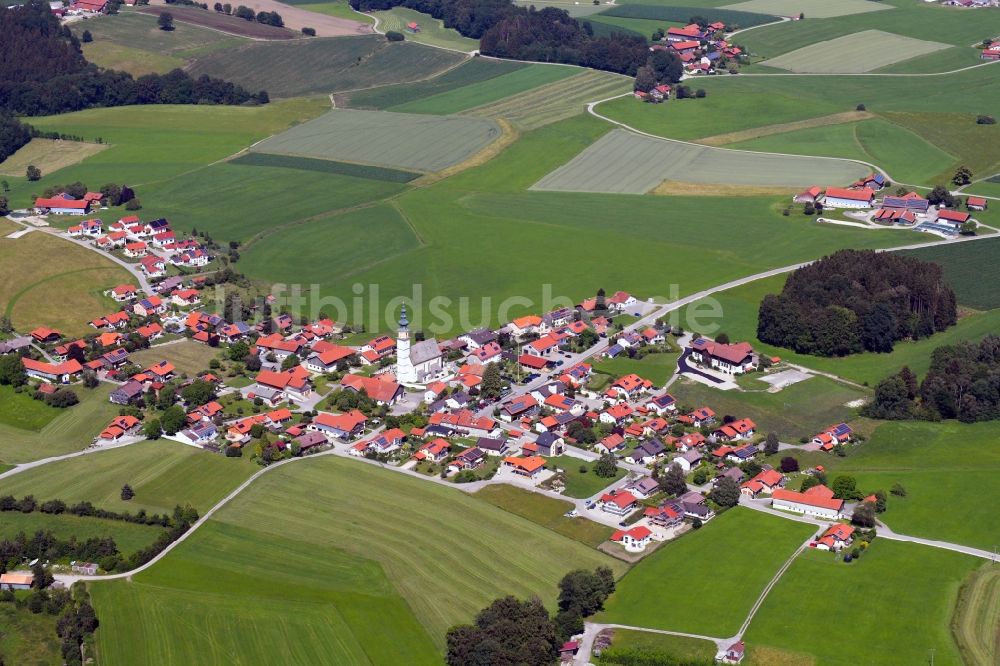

[694,109,873,146]
[136,6,299,38]
[0,138,108,177]
[250,108,502,172]
[229,151,421,182]
[721,0,891,18]
[531,128,869,193]
[901,237,1000,310]
[762,30,952,74]
[599,3,779,27]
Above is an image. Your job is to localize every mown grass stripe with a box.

[230,152,421,182]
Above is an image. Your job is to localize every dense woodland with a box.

[757,250,957,357]
[0,113,33,163]
[865,336,1000,422]
[350,0,669,76]
[0,1,267,116]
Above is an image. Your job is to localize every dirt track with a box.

[146,0,372,38]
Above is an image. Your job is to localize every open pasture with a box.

[902,237,1000,310]
[951,565,1000,666]
[230,152,420,182]
[599,3,779,26]
[0,385,62,433]
[0,511,166,556]
[762,30,951,74]
[250,108,501,172]
[744,541,978,665]
[187,35,464,98]
[0,139,108,177]
[600,508,815,637]
[514,0,610,17]
[531,128,868,193]
[722,0,890,18]
[372,7,478,51]
[473,484,614,547]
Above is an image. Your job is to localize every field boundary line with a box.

[694,110,874,146]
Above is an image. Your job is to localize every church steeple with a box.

[399,304,410,330]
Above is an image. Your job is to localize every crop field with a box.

[729,117,957,186]
[600,508,814,636]
[250,108,501,172]
[599,3,779,26]
[462,69,631,130]
[129,340,222,378]
[762,30,951,74]
[0,511,166,556]
[721,0,890,19]
[390,65,579,115]
[951,565,1000,666]
[745,541,978,665]
[341,57,525,109]
[136,6,298,39]
[0,384,120,465]
[0,230,130,337]
[372,7,478,51]
[230,151,420,182]
[0,139,108,177]
[902,237,1000,310]
[239,204,422,286]
[473,484,614,547]
[0,439,258,515]
[187,36,465,98]
[670,375,867,440]
[532,129,869,194]
[89,456,626,663]
[140,160,407,241]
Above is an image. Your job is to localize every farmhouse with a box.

[883,191,929,211]
[815,523,855,551]
[771,485,844,520]
[934,209,971,227]
[304,344,355,374]
[822,187,875,209]
[794,186,822,204]
[34,197,90,215]
[253,366,313,404]
[0,572,34,591]
[741,468,784,498]
[966,196,988,211]
[688,338,756,374]
[22,358,83,383]
[872,208,916,224]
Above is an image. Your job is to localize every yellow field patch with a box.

[82,41,186,77]
[651,180,793,197]
[695,111,874,146]
[129,340,223,377]
[0,138,109,178]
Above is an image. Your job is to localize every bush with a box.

[46,389,79,408]
[856,103,866,111]
[225,444,243,457]
[125,198,142,211]
[81,29,93,43]
[976,115,996,125]
[386,30,404,41]
[301,26,316,36]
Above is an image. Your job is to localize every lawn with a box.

[599,507,815,636]
[0,511,166,557]
[598,629,717,664]
[0,230,132,337]
[0,439,258,515]
[473,483,615,547]
[532,128,868,193]
[187,35,464,98]
[391,64,580,115]
[0,384,122,466]
[744,540,980,665]
[546,454,626,499]
[902,237,1000,310]
[0,385,62,432]
[129,340,222,378]
[669,374,868,441]
[593,352,679,386]
[250,108,501,172]
[0,138,108,177]
[0,604,61,666]
[89,455,626,663]
[372,7,478,51]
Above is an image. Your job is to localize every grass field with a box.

[902,237,1000,310]
[136,6,297,39]
[598,629,717,664]
[762,30,951,74]
[0,229,131,336]
[390,64,579,115]
[129,340,222,378]
[600,508,814,636]
[0,139,108,178]
[229,152,420,182]
[473,484,615,547]
[0,605,61,666]
[514,0,611,17]
[670,374,867,440]
[881,111,1000,184]
[251,108,501,172]
[745,541,978,665]
[463,69,631,130]
[584,14,668,40]
[599,3,779,26]
[372,7,478,51]
[729,117,958,186]
[532,129,869,193]
[340,57,525,109]
[187,35,464,98]
[89,456,626,663]
[0,384,122,465]
[0,439,258,515]
[293,0,375,23]
[547,454,627,498]
[592,352,679,386]
[0,385,62,432]
[951,565,1000,666]
[722,0,890,18]
[0,511,166,556]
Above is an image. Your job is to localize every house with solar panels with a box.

[812,423,853,452]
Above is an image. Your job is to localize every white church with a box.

[395,305,445,387]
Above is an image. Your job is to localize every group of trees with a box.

[0,1,268,116]
[445,567,614,665]
[633,49,686,93]
[0,112,31,162]
[757,250,957,357]
[0,582,99,666]
[350,0,654,75]
[864,335,1000,422]
[211,2,284,25]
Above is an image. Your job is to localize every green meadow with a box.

[599,508,814,636]
[372,7,479,51]
[903,237,1000,310]
[593,352,680,386]
[473,484,615,547]
[0,511,165,556]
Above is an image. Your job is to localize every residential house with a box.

[177,420,218,446]
[309,410,367,440]
[509,314,544,340]
[139,256,166,277]
[0,336,31,355]
[676,432,706,452]
[600,403,633,426]
[136,322,164,342]
[534,431,565,457]
[448,447,486,472]
[107,284,138,302]
[726,444,759,464]
[625,477,660,499]
[812,423,853,452]
[414,438,451,463]
[31,327,62,343]
[99,415,141,440]
[170,289,200,307]
[501,394,539,422]
[610,373,654,400]
[647,393,677,415]
[611,525,653,552]
[714,418,757,442]
[644,503,683,530]
[123,241,148,258]
[502,455,547,480]
[476,437,510,456]
[626,439,666,465]
[254,366,313,404]
[684,406,716,428]
[428,410,500,438]
[688,338,756,374]
[364,428,406,455]
[109,380,145,405]
[597,490,639,516]
[469,341,502,365]
[815,524,855,552]
[341,373,402,405]
[519,353,549,373]
[304,344,355,374]
[740,468,784,498]
[674,449,703,473]
[594,433,627,455]
[458,328,497,350]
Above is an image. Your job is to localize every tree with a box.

[779,456,799,473]
[446,596,557,666]
[649,48,683,83]
[213,1,222,9]
[280,353,300,371]
[26,165,42,181]
[764,432,779,455]
[228,341,250,361]
[898,366,918,400]
[851,502,876,528]
[1,180,9,193]
[480,362,503,400]
[593,453,618,478]
[143,419,162,440]
[873,489,887,513]
[952,165,973,186]
[890,482,907,497]
[301,26,316,36]
[977,115,996,125]
[633,65,656,93]
[125,198,142,211]
[385,30,404,41]
[831,475,861,500]
[715,332,730,345]
[856,103,866,111]
[0,355,27,386]
[99,183,122,206]
[595,287,606,313]
[160,405,186,435]
[960,220,977,236]
[927,185,956,208]
[157,12,174,30]
[860,302,897,353]
[557,567,614,617]
[695,88,706,98]
[120,484,134,501]
[660,463,688,496]
[709,476,740,507]
[81,29,93,43]
[46,389,79,408]
[861,375,913,420]
[180,380,215,407]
